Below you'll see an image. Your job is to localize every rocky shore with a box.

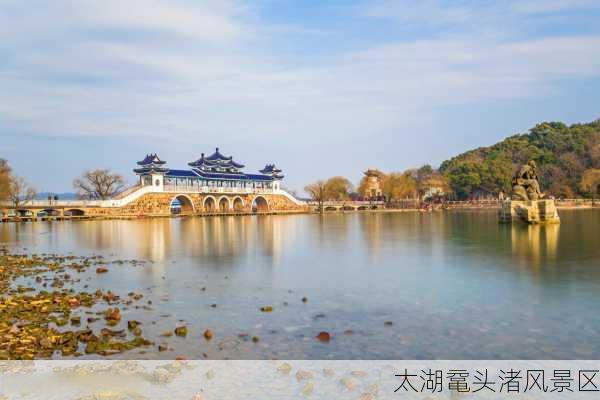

[0,251,152,359]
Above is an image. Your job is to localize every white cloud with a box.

[512,0,598,14]
[1,0,600,191]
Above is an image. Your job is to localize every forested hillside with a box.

[439,119,600,199]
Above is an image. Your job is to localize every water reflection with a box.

[510,223,560,268]
[1,216,294,266]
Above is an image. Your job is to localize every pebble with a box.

[351,370,368,378]
[340,377,358,391]
[365,383,379,396]
[203,329,214,340]
[95,267,108,274]
[205,369,215,380]
[277,363,292,374]
[315,332,331,343]
[296,370,313,381]
[323,368,335,378]
[174,326,188,337]
[301,381,314,396]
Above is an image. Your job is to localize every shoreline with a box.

[1,204,598,223]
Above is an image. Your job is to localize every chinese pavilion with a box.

[134,148,284,192]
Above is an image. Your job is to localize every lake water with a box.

[1,210,599,359]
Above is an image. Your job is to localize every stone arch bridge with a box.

[312,201,386,212]
[1,188,307,221]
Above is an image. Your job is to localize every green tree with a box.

[440,119,600,198]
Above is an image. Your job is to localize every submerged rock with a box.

[174,326,188,337]
[315,332,331,343]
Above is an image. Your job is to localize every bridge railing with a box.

[163,185,274,194]
[307,200,386,207]
[0,199,103,208]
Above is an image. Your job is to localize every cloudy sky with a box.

[2,0,600,193]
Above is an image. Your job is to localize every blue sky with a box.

[1,0,600,193]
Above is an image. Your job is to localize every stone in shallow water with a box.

[315,332,331,343]
[174,326,188,337]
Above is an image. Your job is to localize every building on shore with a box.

[362,169,384,200]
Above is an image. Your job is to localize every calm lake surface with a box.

[1,210,599,359]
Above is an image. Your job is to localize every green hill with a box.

[439,119,600,199]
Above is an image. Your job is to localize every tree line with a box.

[304,165,450,210]
[305,119,600,203]
[0,160,125,206]
[439,120,600,199]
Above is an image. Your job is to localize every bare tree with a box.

[0,159,11,201]
[304,180,326,213]
[73,169,125,200]
[8,175,37,207]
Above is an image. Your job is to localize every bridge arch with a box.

[170,194,195,214]
[232,196,244,212]
[218,196,231,212]
[203,196,216,212]
[38,209,60,217]
[66,209,85,216]
[324,206,338,211]
[342,205,356,211]
[252,196,269,213]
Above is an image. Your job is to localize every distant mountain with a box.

[439,119,600,199]
[36,192,78,200]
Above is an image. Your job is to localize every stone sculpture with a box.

[511,160,544,201]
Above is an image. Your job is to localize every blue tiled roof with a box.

[259,164,282,174]
[189,149,245,170]
[194,170,272,181]
[137,153,166,166]
[205,147,229,162]
[165,169,273,181]
[166,169,200,177]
